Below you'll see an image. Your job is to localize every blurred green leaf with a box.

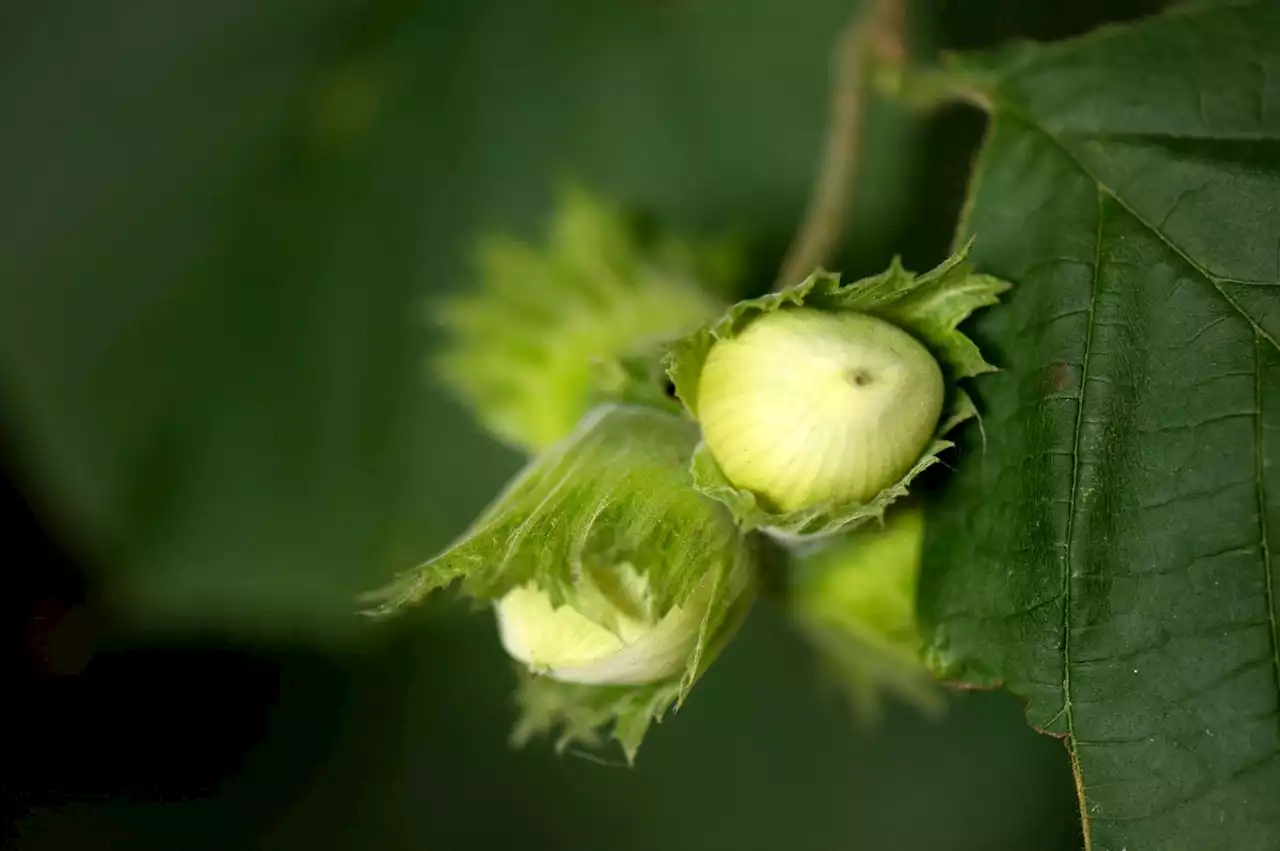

[920,4,1280,849]
[0,0,912,639]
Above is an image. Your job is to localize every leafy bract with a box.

[588,348,686,418]
[788,505,942,720]
[668,246,1009,537]
[917,4,1280,849]
[512,674,684,765]
[511,569,755,764]
[365,404,757,758]
[436,187,731,452]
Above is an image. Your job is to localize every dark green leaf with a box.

[920,4,1280,849]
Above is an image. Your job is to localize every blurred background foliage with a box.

[3,0,1163,848]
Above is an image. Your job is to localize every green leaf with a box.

[436,187,728,452]
[668,247,1009,537]
[918,4,1280,849]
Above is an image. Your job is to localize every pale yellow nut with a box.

[697,308,944,512]
[495,563,716,686]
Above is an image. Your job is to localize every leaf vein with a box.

[1057,184,1106,833]
[1254,334,1280,732]
[997,105,1280,355]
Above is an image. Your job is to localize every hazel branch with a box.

[776,0,908,290]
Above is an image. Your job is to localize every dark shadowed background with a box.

[2,1,1164,849]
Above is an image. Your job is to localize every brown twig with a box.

[775,0,908,290]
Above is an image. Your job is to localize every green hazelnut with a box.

[696,308,944,512]
[496,561,745,686]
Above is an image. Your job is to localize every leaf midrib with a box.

[1051,180,1107,851]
